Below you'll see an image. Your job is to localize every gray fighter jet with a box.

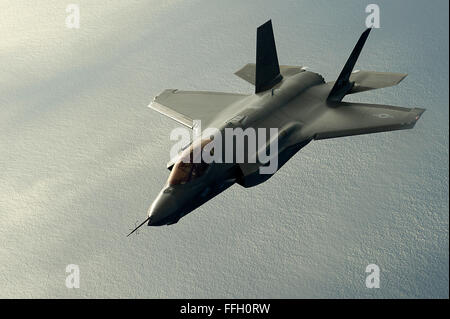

[128,20,424,236]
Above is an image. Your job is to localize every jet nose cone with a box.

[147,191,178,226]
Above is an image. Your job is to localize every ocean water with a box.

[0,0,448,298]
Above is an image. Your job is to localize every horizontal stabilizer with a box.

[347,70,407,93]
[235,64,304,85]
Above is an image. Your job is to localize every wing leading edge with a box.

[149,89,248,129]
[304,102,425,140]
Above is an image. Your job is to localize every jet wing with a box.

[304,102,425,140]
[149,89,248,128]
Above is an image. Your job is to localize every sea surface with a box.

[0,0,448,298]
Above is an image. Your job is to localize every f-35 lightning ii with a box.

[127,20,424,236]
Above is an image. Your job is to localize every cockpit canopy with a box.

[167,139,212,186]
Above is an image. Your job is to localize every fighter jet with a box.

[127,20,424,236]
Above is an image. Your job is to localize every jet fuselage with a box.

[148,71,327,226]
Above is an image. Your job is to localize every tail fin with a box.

[255,20,282,93]
[327,28,371,102]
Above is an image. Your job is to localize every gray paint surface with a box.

[0,0,448,298]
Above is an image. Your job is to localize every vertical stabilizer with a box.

[255,20,282,93]
[328,28,371,102]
